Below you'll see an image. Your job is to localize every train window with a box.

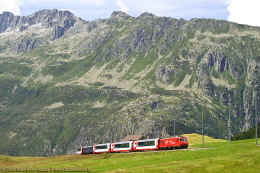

[114,143,130,148]
[96,145,107,150]
[180,138,185,142]
[138,141,155,147]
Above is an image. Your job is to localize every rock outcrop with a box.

[0,9,78,33]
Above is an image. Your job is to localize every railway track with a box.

[94,147,209,155]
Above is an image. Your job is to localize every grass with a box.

[0,138,259,173]
[183,133,226,145]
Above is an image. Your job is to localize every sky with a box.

[0,0,260,27]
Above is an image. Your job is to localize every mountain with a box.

[0,9,260,156]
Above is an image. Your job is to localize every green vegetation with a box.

[211,68,220,78]
[222,70,235,84]
[172,69,186,86]
[190,19,231,34]
[126,51,157,79]
[0,139,259,173]
[232,123,260,140]
[0,63,32,76]
[42,57,95,81]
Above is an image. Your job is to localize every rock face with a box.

[0,9,260,156]
[110,11,132,20]
[14,38,39,53]
[52,26,65,40]
[0,12,15,32]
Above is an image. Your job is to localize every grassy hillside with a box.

[183,133,226,145]
[0,139,259,173]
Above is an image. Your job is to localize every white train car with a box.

[111,141,133,153]
[133,138,159,151]
[93,143,111,154]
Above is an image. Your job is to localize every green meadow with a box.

[0,137,260,173]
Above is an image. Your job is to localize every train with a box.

[79,136,188,154]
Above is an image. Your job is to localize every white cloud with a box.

[21,0,105,6]
[228,0,260,26]
[117,0,229,20]
[0,0,21,15]
[116,0,129,13]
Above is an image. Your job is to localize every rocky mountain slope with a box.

[0,9,260,156]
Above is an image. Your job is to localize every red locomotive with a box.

[159,137,188,150]
[80,136,188,154]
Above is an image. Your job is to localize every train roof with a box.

[95,143,110,146]
[112,141,133,144]
[81,146,93,148]
[136,138,159,142]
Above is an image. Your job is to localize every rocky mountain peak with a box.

[110,11,131,20]
[138,12,156,19]
[31,9,75,23]
[26,9,78,30]
[0,9,81,53]
[0,9,78,35]
[0,11,15,32]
